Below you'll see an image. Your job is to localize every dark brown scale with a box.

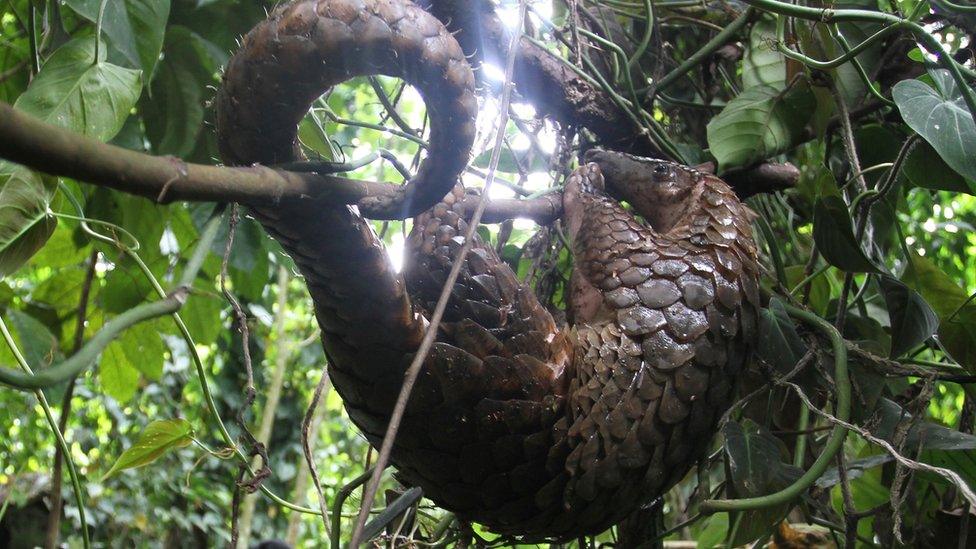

[559,151,760,533]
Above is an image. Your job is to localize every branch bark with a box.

[0,102,566,223]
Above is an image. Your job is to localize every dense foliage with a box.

[0,0,974,546]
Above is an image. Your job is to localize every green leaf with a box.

[64,0,170,79]
[181,290,223,346]
[5,309,62,370]
[872,399,976,489]
[119,321,165,380]
[893,70,976,182]
[902,252,976,372]
[723,420,803,545]
[756,297,808,374]
[0,166,57,278]
[706,83,814,171]
[742,17,786,90]
[784,265,831,316]
[878,275,939,358]
[696,513,729,549]
[142,26,222,157]
[102,418,193,479]
[100,340,139,402]
[14,37,141,142]
[28,224,91,271]
[903,139,975,195]
[812,195,878,273]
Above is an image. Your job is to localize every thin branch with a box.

[45,249,98,549]
[785,380,976,509]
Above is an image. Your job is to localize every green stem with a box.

[628,0,654,68]
[739,0,976,123]
[0,317,91,549]
[0,297,188,389]
[649,8,753,94]
[831,24,894,107]
[93,0,109,64]
[331,467,376,548]
[794,405,810,469]
[701,303,850,513]
[757,214,788,287]
[929,0,976,12]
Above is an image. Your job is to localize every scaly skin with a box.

[558,155,760,534]
[216,0,760,539]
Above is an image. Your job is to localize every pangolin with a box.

[215,0,760,539]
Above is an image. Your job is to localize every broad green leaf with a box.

[893,70,976,181]
[903,138,975,195]
[142,26,222,157]
[784,265,831,316]
[181,289,224,346]
[0,167,57,278]
[32,268,92,310]
[100,254,168,314]
[14,38,141,142]
[64,0,170,80]
[815,454,893,488]
[756,297,808,374]
[103,418,193,479]
[723,420,803,545]
[5,309,62,370]
[28,224,92,271]
[878,275,939,358]
[87,188,169,254]
[742,17,786,90]
[812,195,878,273]
[119,321,165,380]
[696,513,729,549]
[706,83,814,171]
[902,252,976,372]
[100,340,139,402]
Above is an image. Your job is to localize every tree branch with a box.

[0,102,567,224]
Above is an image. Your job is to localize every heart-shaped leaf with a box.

[64,0,170,80]
[742,17,786,90]
[813,195,879,273]
[100,340,140,402]
[902,252,976,372]
[757,297,808,374]
[724,420,804,544]
[103,419,193,479]
[878,275,939,358]
[14,37,141,142]
[904,140,975,194]
[707,83,815,171]
[0,166,57,278]
[893,70,976,182]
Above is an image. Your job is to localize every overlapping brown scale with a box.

[556,159,760,538]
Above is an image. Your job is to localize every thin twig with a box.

[45,249,98,549]
[785,380,976,508]
[303,360,333,536]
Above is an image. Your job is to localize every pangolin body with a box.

[216,0,760,539]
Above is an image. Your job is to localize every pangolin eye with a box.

[652,163,672,180]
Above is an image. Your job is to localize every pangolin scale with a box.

[216,0,760,539]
